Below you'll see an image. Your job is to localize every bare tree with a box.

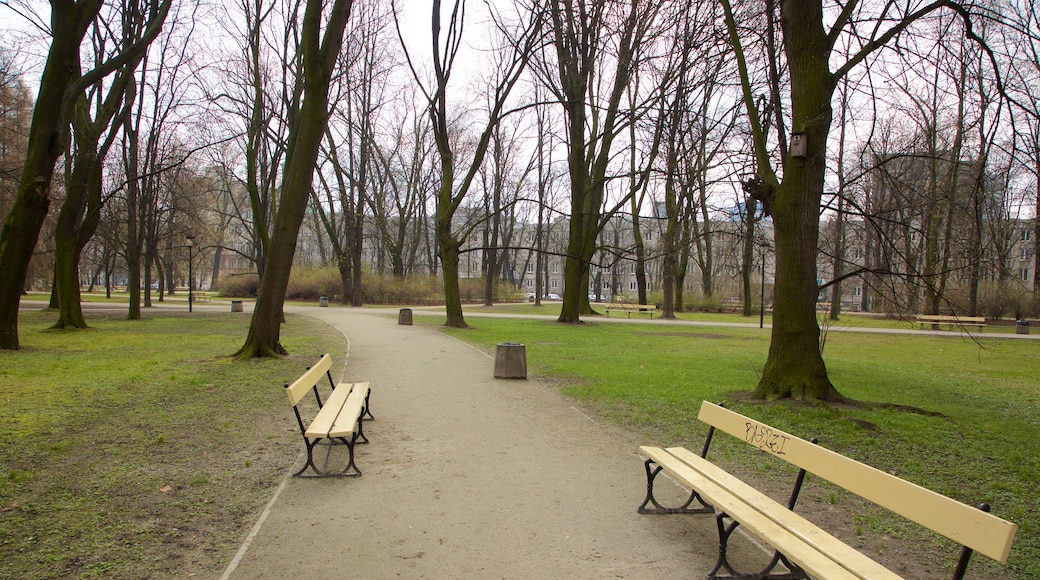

[0,0,170,350]
[544,0,663,323]
[396,0,543,328]
[720,0,1004,400]
[236,0,354,358]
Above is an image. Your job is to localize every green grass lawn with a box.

[438,316,1039,578]
[0,309,344,579]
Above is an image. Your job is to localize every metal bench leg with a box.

[293,438,323,477]
[334,432,362,477]
[708,511,808,580]
[362,391,374,421]
[637,458,713,514]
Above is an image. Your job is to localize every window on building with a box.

[526,280,533,288]
[1022,249,1030,261]
[629,281,637,290]
[527,263,534,273]
[853,286,862,297]
[550,279,558,289]
[1021,268,1031,282]
[551,262,559,273]
[1024,230,1032,242]
[646,232,653,241]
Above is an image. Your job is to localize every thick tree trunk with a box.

[53,129,103,330]
[754,0,842,401]
[440,237,468,328]
[236,0,354,358]
[0,2,103,349]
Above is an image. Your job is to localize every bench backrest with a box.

[698,402,1018,563]
[285,353,334,406]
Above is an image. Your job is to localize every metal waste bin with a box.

[319,296,328,307]
[398,308,413,325]
[231,300,243,312]
[494,342,527,379]
[1016,320,1029,335]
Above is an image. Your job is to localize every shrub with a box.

[217,273,260,297]
[286,267,342,300]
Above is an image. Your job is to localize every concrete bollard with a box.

[494,342,527,379]
[398,308,413,325]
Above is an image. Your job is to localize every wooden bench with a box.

[916,314,986,331]
[639,401,1017,579]
[191,293,211,303]
[605,302,658,319]
[284,353,373,477]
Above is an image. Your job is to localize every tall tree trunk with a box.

[751,0,841,401]
[741,199,758,317]
[236,0,354,358]
[0,2,104,349]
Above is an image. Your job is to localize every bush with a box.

[361,271,442,305]
[688,294,726,313]
[286,266,342,300]
[221,265,537,306]
[216,273,260,297]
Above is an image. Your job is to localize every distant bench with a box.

[284,353,373,477]
[191,293,210,303]
[605,303,658,319]
[916,314,986,331]
[639,401,1017,579]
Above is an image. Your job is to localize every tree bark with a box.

[0,0,169,349]
[236,0,354,358]
[0,1,104,349]
[752,0,841,401]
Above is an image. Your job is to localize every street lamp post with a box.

[187,234,195,313]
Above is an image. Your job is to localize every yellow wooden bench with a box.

[916,314,986,331]
[639,402,1017,579]
[605,302,658,319]
[284,353,373,477]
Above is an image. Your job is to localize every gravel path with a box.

[222,306,762,579]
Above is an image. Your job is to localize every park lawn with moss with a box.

[439,317,1038,578]
[0,309,343,579]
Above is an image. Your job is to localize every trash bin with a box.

[319,296,328,307]
[231,300,243,313]
[1016,320,1029,335]
[494,342,527,379]
[398,308,413,325]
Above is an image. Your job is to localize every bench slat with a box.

[285,353,333,406]
[329,382,369,438]
[698,402,1018,562]
[304,381,353,439]
[664,446,901,579]
[641,446,864,580]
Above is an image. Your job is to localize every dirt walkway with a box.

[222,306,762,579]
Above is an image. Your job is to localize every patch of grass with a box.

[438,317,1039,578]
[0,309,343,579]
